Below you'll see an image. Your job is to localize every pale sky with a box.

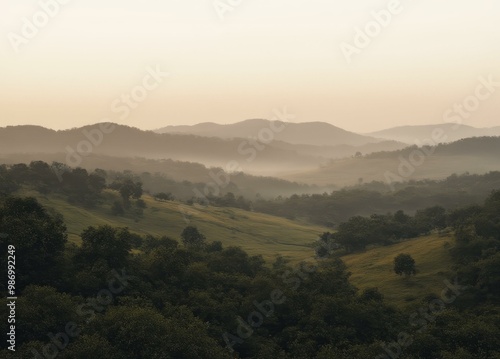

[0,0,499,133]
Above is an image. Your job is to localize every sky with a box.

[0,0,499,133]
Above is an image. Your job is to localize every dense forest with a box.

[253,172,500,226]
[1,161,499,358]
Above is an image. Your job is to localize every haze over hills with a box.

[0,123,405,176]
[283,136,500,186]
[367,123,500,144]
[0,124,319,173]
[156,119,382,146]
[2,122,500,189]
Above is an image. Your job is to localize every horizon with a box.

[1,119,498,134]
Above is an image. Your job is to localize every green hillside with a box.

[26,189,328,263]
[21,188,457,307]
[343,233,455,307]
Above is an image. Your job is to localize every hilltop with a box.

[0,123,402,177]
[156,118,382,146]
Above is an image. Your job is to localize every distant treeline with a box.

[318,192,500,254]
[0,159,316,202]
[317,206,447,253]
[253,172,500,226]
[364,136,500,160]
[0,162,146,217]
[3,162,500,229]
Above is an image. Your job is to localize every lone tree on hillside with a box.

[394,253,416,277]
[181,226,206,248]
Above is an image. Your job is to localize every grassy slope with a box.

[27,190,327,263]
[23,189,455,306]
[342,233,455,307]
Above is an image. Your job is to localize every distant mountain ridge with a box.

[4,122,498,187]
[283,136,500,186]
[0,123,406,176]
[367,123,500,144]
[156,119,382,146]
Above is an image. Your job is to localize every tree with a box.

[75,225,131,269]
[62,168,90,200]
[0,197,67,290]
[335,216,376,252]
[394,253,416,276]
[414,206,447,234]
[181,226,206,248]
[92,306,232,359]
[111,201,125,216]
[112,179,143,207]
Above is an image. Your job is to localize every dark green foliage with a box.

[0,197,67,291]
[111,201,124,216]
[394,253,417,276]
[254,172,500,227]
[75,225,131,269]
[322,210,424,253]
[135,198,147,208]
[1,185,500,358]
[181,226,206,248]
[0,161,107,206]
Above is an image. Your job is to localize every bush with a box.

[111,201,125,216]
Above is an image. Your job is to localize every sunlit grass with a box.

[343,233,455,308]
[24,189,328,263]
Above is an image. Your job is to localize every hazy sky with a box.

[1,0,499,133]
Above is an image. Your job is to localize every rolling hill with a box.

[343,232,455,308]
[0,123,406,178]
[0,124,319,173]
[283,136,500,186]
[25,187,457,307]
[156,119,382,146]
[367,123,500,144]
[26,189,329,263]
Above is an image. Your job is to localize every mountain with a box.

[0,124,322,174]
[367,123,500,144]
[0,123,405,177]
[156,119,381,146]
[282,136,500,186]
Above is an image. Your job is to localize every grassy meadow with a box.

[26,189,328,263]
[342,233,455,307]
